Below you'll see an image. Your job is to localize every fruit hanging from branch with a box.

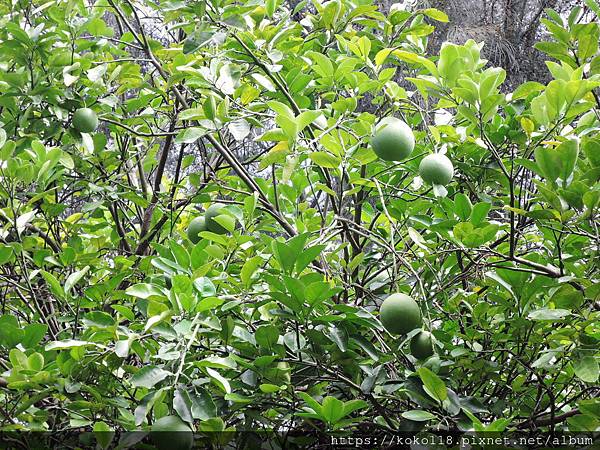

[72,108,98,133]
[371,117,415,161]
[419,153,454,186]
[379,293,422,335]
[410,330,434,360]
[187,216,207,244]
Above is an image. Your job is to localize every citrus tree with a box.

[0,0,599,446]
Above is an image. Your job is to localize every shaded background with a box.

[382,0,583,88]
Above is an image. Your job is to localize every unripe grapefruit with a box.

[187,216,207,243]
[379,293,422,335]
[371,117,415,161]
[205,203,230,234]
[150,415,193,450]
[418,153,454,186]
[72,108,98,133]
[410,330,434,359]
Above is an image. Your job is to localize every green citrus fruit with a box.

[187,216,207,243]
[418,153,454,186]
[371,117,415,161]
[379,293,422,335]
[205,203,230,234]
[150,415,193,450]
[410,330,434,360]
[72,108,98,133]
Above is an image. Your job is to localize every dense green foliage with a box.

[0,0,599,445]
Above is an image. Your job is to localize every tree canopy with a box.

[0,0,599,446]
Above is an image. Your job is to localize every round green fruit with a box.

[187,216,207,243]
[371,117,415,161]
[205,203,230,235]
[410,330,434,360]
[379,293,422,335]
[418,153,454,186]
[72,108,98,133]
[150,415,193,450]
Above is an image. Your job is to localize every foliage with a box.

[0,0,599,445]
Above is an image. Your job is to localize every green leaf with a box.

[527,308,571,320]
[0,245,13,265]
[183,30,215,54]
[173,387,194,424]
[84,311,115,327]
[573,356,599,383]
[342,399,368,416]
[40,270,65,300]
[375,48,393,66]
[296,110,322,132]
[64,266,89,294]
[179,108,205,121]
[195,296,224,313]
[309,152,340,169]
[191,388,217,420]
[0,316,24,347]
[298,391,323,415]
[175,127,208,144]
[470,202,492,226]
[255,324,279,348]
[144,310,172,332]
[486,417,510,432]
[418,367,447,403]
[45,340,99,351]
[402,410,436,421]
[205,367,231,393]
[454,193,472,221]
[582,136,600,167]
[125,283,164,299]
[21,324,47,348]
[408,227,429,252]
[421,8,448,22]
[265,0,276,17]
[93,421,114,450]
[567,414,600,431]
[272,240,297,274]
[193,276,216,297]
[259,383,281,393]
[296,244,325,274]
[321,396,345,423]
[241,256,263,286]
[327,326,348,352]
[512,81,545,100]
[195,356,237,369]
[130,365,172,388]
[579,399,600,418]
